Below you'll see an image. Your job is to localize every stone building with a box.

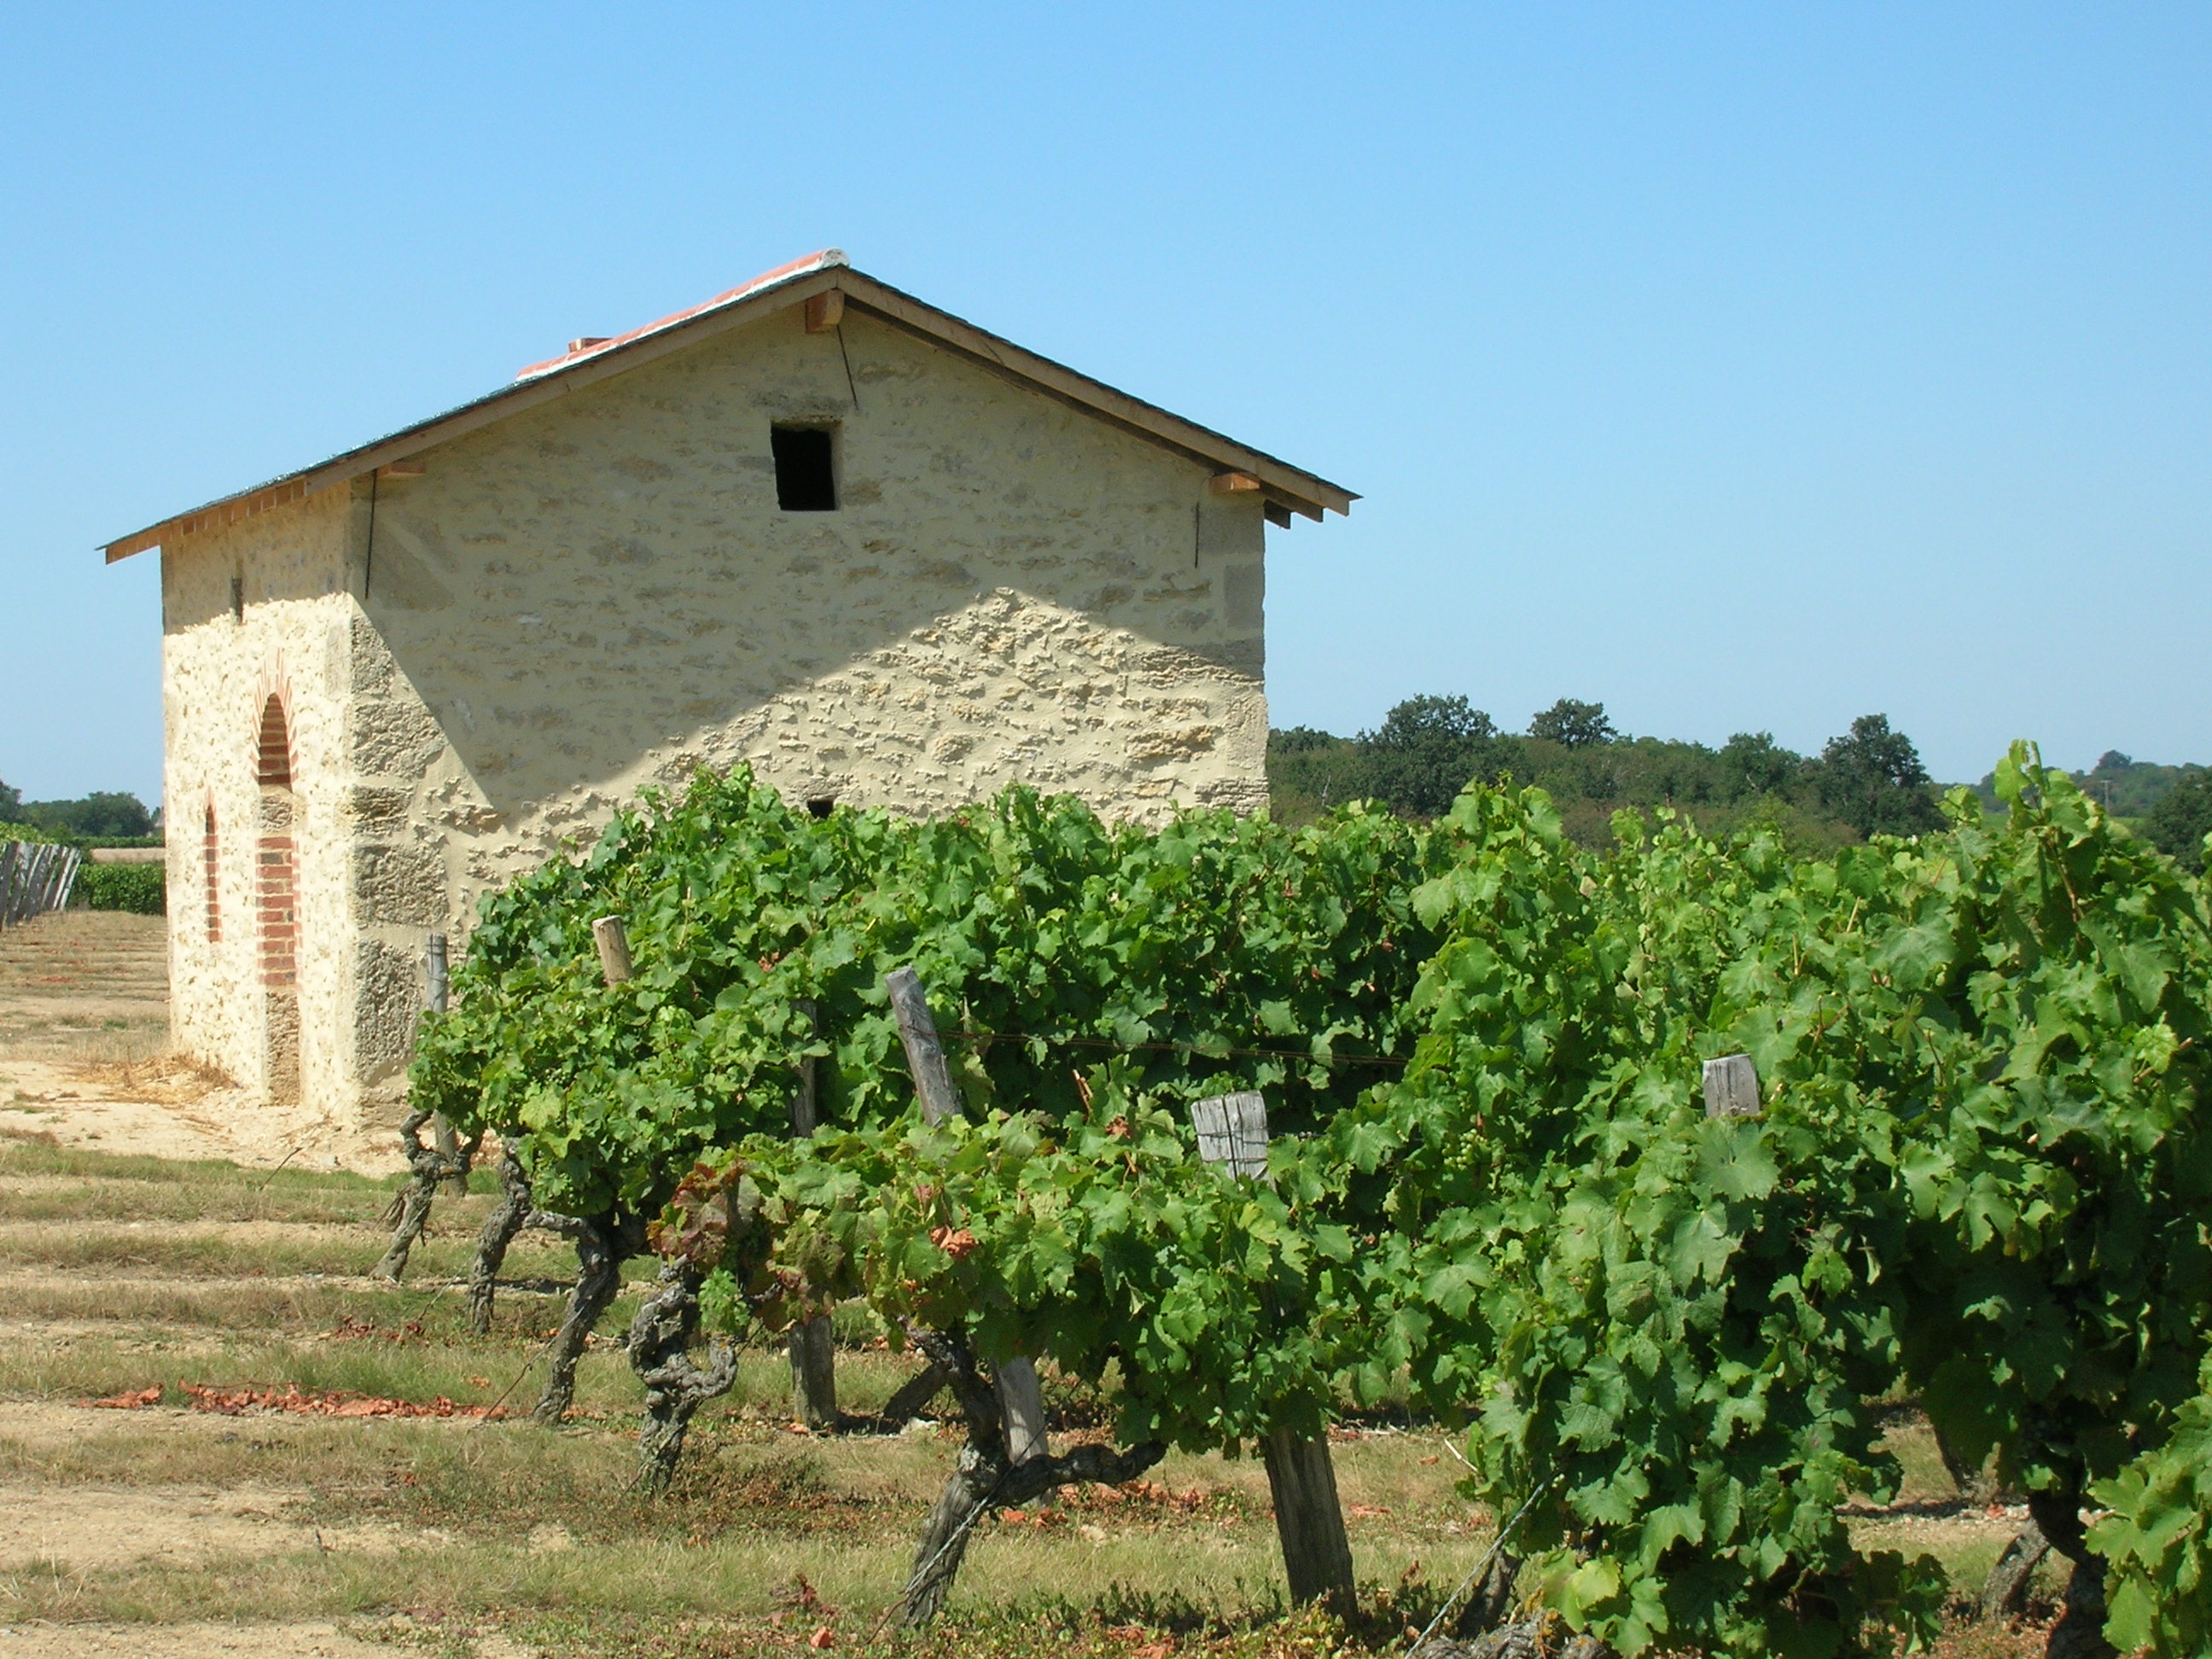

[103,250,1353,1123]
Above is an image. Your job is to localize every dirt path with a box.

[0,912,393,1174]
[0,1622,403,1658]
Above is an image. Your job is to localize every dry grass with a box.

[0,911,168,1065]
[0,1137,2082,1658]
[65,1051,236,1104]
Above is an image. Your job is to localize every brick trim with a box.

[256,832,296,986]
[202,801,222,943]
[256,694,293,788]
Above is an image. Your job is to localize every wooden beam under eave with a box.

[1264,502,1294,530]
[1210,471,1263,495]
[804,290,846,333]
[103,529,162,563]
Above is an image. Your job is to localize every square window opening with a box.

[772,425,838,511]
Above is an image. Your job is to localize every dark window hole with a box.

[772,426,837,511]
[806,798,835,820]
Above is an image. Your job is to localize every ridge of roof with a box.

[101,254,1353,563]
[510,248,848,381]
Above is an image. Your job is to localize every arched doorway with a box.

[255,695,300,1102]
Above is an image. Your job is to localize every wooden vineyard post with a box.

[424,932,450,1013]
[883,966,962,1129]
[787,998,839,1428]
[425,934,467,1197]
[592,916,632,986]
[1191,1091,1356,1609]
[883,965,1047,1462]
[1702,1054,1762,1119]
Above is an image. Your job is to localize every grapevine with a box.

[406,747,2212,1656]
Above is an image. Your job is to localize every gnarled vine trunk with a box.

[1934,1423,2007,1508]
[2046,1557,2112,1659]
[532,1211,638,1424]
[899,1325,1164,1627]
[466,1147,535,1333]
[627,1260,739,1493]
[1982,1520,2051,1621]
[1414,1627,1610,1659]
[2027,1483,2113,1659]
[373,1109,477,1282]
[881,1359,950,1426]
[1452,1550,1522,1639]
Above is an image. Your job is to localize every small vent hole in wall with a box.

[772,426,837,511]
[806,798,835,820]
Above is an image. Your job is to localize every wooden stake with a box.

[788,998,838,1428]
[883,965,1045,1460]
[790,1318,838,1429]
[1191,1091,1355,1608]
[1263,1426,1358,1606]
[424,933,466,1195]
[1190,1091,1270,1179]
[997,1357,1048,1464]
[592,916,632,986]
[789,1000,819,1134]
[883,966,962,1127]
[1702,1055,1761,1119]
[424,933,449,1014]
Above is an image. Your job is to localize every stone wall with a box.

[160,486,358,1114]
[158,294,1278,1128]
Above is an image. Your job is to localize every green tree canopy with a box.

[2146,772,2212,871]
[1528,696,1615,748]
[21,792,155,840]
[1356,695,1505,818]
[1716,731,1802,800]
[1815,714,1943,838]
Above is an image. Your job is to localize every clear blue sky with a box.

[3,3,2206,806]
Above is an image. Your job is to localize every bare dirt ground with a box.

[0,1621,398,1657]
[0,914,456,1654]
[0,912,393,1174]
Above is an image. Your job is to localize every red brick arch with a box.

[256,694,293,788]
[201,791,221,943]
[251,658,295,786]
[253,681,300,1101]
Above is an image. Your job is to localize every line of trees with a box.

[1270,697,1948,848]
[2023,749,2212,820]
[0,777,159,841]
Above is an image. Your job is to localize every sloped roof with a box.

[101,252,1354,562]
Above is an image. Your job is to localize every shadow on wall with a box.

[170,309,1271,826]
